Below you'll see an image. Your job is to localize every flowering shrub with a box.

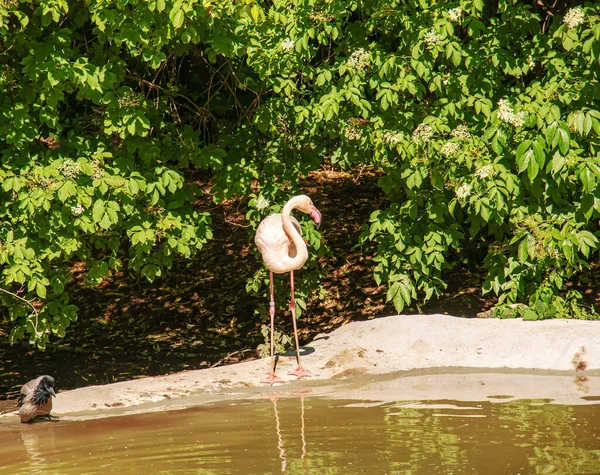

[1,0,599,346]
[352,1,600,319]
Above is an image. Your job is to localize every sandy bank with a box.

[2,314,599,421]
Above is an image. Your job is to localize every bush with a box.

[1,0,599,348]
[352,1,600,320]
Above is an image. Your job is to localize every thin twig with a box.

[224,216,252,228]
[0,44,14,55]
[0,287,41,336]
[209,348,256,368]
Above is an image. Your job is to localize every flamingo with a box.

[255,195,322,385]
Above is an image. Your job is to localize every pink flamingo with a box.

[255,195,322,385]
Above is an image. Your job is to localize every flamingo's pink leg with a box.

[288,270,311,378]
[262,270,283,385]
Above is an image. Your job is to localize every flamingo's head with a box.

[295,195,322,229]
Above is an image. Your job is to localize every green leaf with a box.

[551,152,566,175]
[386,282,399,302]
[562,240,574,263]
[398,283,411,306]
[516,140,531,164]
[88,261,109,281]
[584,114,593,135]
[36,281,47,299]
[518,239,529,263]
[57,182,76,202]
[2,177,14,192]
[99,213,112,230]
[250,5,264,22]
[544,122,558,146]
[518,148,533,174]
[532,141,545,168]
[448,198,457,217]
[574,111,584,135]
[142,264,161,282]
[51,276,65,294]
[557,123,570,155]
[580,167,596,193]
[527,154,539,181]
[522,309,539,321]
[92,200,105,223]
[170,8,184,28]
[392,292,405,313]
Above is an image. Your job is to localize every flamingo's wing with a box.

[255,214,285,247]
[255,214,306,273]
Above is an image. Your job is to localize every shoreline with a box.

[1,314,599,422]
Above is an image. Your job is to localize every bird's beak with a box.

[310,205,322,229]
[50,388,56,397]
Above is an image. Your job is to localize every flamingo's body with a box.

[255,215,305,274]
[255,195,322,385]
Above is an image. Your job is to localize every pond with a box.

[1,380,599,474]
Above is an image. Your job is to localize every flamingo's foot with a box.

[288,367,312,378]
[261,373,283,385]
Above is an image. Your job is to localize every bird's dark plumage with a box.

[17,375,56,423]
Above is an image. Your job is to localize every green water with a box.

[0,394,599,474]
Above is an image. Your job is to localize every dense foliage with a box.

[1,0,599,347]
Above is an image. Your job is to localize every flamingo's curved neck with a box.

[282,197,308,267]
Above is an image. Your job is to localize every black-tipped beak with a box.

[310,206,322,229]
[50,387,56,397]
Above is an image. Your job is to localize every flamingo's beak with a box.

[310,205,322,229]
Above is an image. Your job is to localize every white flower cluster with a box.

[347,48,371,70]
[424,29,443,48]
[456,183,472,199]
[70,203,85,216]
[450,124,471,140]
[497,99,525,127]
[117,92,142,109]
[526,55,535,68]
[309,11,334,22]
[475,164,494,179]
[448,8,462,22]
[280,38,295,52]
[344,126,363,141]
[254,195,270,210]
[563,8,585,29]
[441,142,461,157]
[58,160,82,179]
[412,123,434,143]
[383,131,401,145]
[91,160,105,179]
[39,178,56,190]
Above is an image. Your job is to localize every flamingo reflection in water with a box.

[263,391,311,474]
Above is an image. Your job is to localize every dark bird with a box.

[17,375,56,423]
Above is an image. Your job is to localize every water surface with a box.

[1,393,599,474]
